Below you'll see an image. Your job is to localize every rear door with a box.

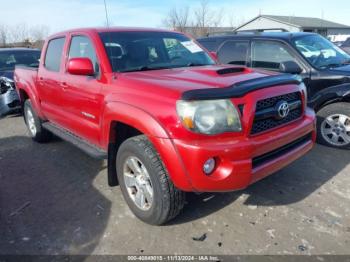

[37,36,67,124]
[59,34,104,145]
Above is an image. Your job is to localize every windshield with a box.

[0,50,41,71]
[293,35,350,69]
[99,31,215,72]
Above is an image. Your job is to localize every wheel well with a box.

[316,96,350,112]
[342,96,350,103]
[109,121,143,149]
[107,121,143,187]
[18,89,29,109]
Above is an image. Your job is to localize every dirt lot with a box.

[0,114,349,255]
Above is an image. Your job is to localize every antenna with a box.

[103,0,110,27]
[103,0,115,71]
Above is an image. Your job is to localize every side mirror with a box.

[67,57,94,76]
[209,51,218,61]
[279,61,302,74]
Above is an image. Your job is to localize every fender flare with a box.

[308,83,350,111]
[101,101,194,191]
[15,78,45,118]
[101,101,170,145]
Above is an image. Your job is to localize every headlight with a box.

[176,99,242,134]
[0,77,14,94]
[300,82,307,109]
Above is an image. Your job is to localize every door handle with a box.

[38,76,44,86]
[60,82,68,90]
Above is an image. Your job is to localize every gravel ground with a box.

[0,114,349,255]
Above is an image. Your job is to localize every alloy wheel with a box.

[26,108,37,136]
[321,113,350,147]
[123,156,153,211]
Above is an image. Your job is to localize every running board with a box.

[42,122,107,160]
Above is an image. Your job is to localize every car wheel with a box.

[24,100,51,143]
[317,102,350,149]
[116,135,185,225]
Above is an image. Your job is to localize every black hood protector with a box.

[181,74,302,101]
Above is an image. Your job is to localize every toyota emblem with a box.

[276,101,290,119]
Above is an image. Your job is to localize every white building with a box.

[235,15,350,37]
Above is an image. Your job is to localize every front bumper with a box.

[172,108,316,192]
[0,89,20,116]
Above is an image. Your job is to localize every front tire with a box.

[316,102,350,149]
[116,135,185,225]
[24,100,51,143]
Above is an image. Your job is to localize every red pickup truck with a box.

[14,28,316,225]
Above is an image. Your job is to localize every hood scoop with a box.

[216,67,248,75]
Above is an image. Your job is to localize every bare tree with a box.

[9,23,29,43]
[162,6,190,32]
[30,25,50,42]
[0,24,8,47]
[193,0,223,37]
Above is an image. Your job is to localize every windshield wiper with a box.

[120,65,170,73]
[186,62,209,67]
[341,59,350,65]
[323,60,350,69]
[322,63,342,69]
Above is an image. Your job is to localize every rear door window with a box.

[217,40,249,65]
[251,40,296,71]
[44,37,66,72]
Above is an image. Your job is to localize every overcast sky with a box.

[1,0,349,34]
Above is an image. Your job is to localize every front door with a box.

[59,34,104,146]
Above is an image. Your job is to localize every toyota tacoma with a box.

[14,28,316,225]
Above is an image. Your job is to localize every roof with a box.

[49,27,177,38]
[197,32,317,42]
[236,15,350,30]
[181,26,235,31]
[0,48,40,52]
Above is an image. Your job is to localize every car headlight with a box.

[299,82,308,109]
[176,99,242,134]
[0,77,14,94]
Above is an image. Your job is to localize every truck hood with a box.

[116,65,274,96]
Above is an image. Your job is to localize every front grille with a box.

[251,92,302,134]
[252,133,312,169]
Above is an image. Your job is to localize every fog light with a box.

[203,158,216,175]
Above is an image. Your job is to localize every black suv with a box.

[198,32,350,149]
[341,37,350,54]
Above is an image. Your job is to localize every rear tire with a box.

[116,135,185,225]
[24,100,51,143]
[316,102,350,149]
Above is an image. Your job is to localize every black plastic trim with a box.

[254,100,302,121]
[42,122,107,159]
[181,74,301,101]
[252,132,312,168]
